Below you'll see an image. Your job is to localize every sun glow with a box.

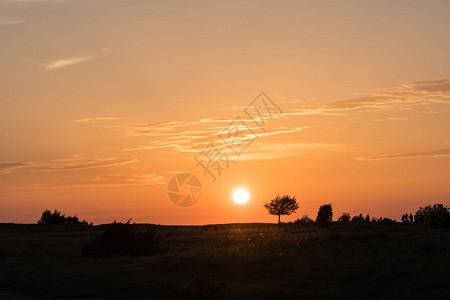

[233,189,249,204]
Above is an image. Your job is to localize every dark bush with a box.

[316,204,333,228]
[294,215,314,224]
[81,221,167,257]
[338,212,351,222]
[401,213,410,224]
[38,209,90,225]
[414,204,450,228]
[163,276,228,300]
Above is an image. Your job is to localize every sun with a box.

[233,189,249,204]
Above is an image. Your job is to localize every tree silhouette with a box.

[38,209,90,225]
[338,212,351,222]
[294,215,313,224]
[38,209,66,224]
[316,204,333,228]
[263,195,299,226]
[401,213,410,224]
[414,204,450,228]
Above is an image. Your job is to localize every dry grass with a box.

[0,222,449,299]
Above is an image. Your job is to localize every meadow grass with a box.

[0,222,449,299]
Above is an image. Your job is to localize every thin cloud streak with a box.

[236,142,345,161]
[44,55,93,71]
[0,17,24,25]
[32,157,138,171]
[3,0,68,3]
[0,156,138,174]
[73,117,119,123]
[122,126,308,153]
[14,173,166,190]
[0,161,31,174]
[356,149,450,161]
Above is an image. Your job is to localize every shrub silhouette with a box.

[163,276,228,300]
[401,213,410,224]
[316,204,333,228]
[81,220,166,257]
[263,195,299,226]
[294,215,314,224]
[414,204,450,228]
[38,209,90,225]
[338,212,351,222]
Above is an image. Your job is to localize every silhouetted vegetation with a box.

[294,215,314,224]
[37,209,91,225]
[81,220,166,257]
[163,276,228,300]
[401,213,414,224]
[338,212,351,222]
[414,204,450,228]
[316,204,333,228]
[263,195,299,225]
[2,204,450,298]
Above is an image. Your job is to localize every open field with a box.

[0,223,449,299]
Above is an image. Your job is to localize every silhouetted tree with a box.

[316,204,333,228]
[364,214,370,222]
[401,213,410,224]
[409,213,414,223]
[264,195,299,226]
[414,204,450,228]
[38,209,90,225]
[294,215,313,224]
[338,212,351,222]
[38,209,66,224]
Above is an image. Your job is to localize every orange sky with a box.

[1,0,449,224]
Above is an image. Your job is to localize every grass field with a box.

[0,222,449,299]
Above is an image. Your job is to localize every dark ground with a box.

[0,222,449,299]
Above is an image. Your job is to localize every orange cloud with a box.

[356,149,450,161]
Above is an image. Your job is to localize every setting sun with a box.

[233,189,249,204]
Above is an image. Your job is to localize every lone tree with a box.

[264,195,299,226]
[316,204,333,228]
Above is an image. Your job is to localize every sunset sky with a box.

[1,0,449,224]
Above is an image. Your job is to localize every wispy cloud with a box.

[236,142,345,161]
[373,117,409,122]
[356,149,450,161]
[121,121,308,153]
[3,0,69,3]
[15,173,166,190]
[32,156,138,171]
[323,79,450,111]
[1,155,138,174]
[73,117,119,123]
[0,17,24,26]
[284,79,450,117]
[0,161,30,174]
[44,54,94,71]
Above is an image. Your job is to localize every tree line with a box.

[263,195,450,229]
